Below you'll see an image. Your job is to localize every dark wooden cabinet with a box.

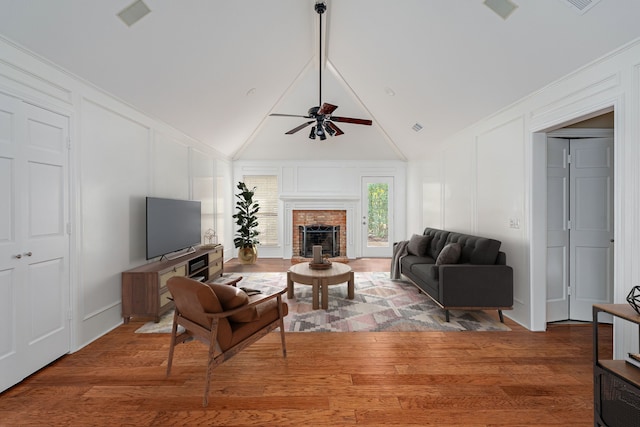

[593,304,640,427]
[122,246,223,323]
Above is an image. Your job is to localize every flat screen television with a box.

[146,197,201,260]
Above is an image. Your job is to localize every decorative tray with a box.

[309,260,332,270]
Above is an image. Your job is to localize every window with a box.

[243,175,278,246]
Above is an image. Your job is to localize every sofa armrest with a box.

[438,265,513,308]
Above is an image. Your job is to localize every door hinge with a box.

[66,222,72,235]
[67,137,71,150]
[567,286,572,296]
[567,154,572,165]
[567,220,571,230]
[67,310,73,320]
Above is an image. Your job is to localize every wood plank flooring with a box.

[0,258,609,426]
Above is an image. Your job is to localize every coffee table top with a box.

[288,262,351,278]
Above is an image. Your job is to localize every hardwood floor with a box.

[0,258,608,426]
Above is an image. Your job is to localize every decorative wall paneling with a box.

[235,161,407,259]
[0,38,228,354]
[413,37,640,337]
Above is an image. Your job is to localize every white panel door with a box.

[0,95,70,392]
[570,137,614,321]
[0,93,23,391]
[546,138,570,322]
[361,177,393,257]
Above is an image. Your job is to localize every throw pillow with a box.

[407,234,432,257]
[435,242,462,265]
[208,283,259,323]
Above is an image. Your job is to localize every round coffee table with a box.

[287,262,354,309]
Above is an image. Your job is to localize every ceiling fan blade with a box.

[326,121,344,136]
[331,116,373,126]
[270,113,311,118]
[285,120,315,135]
[318,103,338,115]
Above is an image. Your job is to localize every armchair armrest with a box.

[206,288,286,320]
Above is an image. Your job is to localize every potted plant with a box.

[233,181,260,264]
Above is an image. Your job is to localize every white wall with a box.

[409,37,640,341]
[0,37,229,350]
[406,158,442,233]
[234,160,407,259]
[5,23,640,354]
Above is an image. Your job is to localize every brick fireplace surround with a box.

[281,196,357,259]
[292,210,347,259]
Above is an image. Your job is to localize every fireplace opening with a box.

[299,224,340,257]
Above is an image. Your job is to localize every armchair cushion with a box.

[208,283,258,323]
[229,297,289,349]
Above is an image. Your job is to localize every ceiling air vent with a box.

[118,0,151,27]
[557,0,601,15]
[412,123,423,132]
[483,0,519,20]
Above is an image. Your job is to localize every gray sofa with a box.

[399,227,513,322]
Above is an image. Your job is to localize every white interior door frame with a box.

[533,126,614,330]
[546,135,614,322]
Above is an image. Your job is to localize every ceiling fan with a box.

[269,1,372,141]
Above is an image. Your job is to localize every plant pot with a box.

[238,246,258,264]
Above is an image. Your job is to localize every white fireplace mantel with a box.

[279,194,360,202]
[281,196,359,259]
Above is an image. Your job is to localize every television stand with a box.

[121,245,223,323]
[593,304,640,426]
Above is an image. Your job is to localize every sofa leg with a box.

[498,310,504,323]
[445,310,450,322]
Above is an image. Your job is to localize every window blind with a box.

[243,175,278,246]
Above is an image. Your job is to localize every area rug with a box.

[135,272,510,333]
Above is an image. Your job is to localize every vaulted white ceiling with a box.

[1,0,640,161]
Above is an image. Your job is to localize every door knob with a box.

[15,254,22,259]
[24,252,32,257]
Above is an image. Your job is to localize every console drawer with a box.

[160,265,187,288]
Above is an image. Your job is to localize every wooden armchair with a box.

[166,276,288,406]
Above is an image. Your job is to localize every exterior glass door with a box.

[361,177,393,257]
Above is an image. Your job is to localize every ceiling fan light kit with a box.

[270,1,372,141]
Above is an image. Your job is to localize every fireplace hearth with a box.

[299,224,340,257]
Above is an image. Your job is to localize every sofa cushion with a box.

[435,243,462,265]
[401,255,436,274]
[469,238,501,264]
[447,232,501,265]
[423,228,450,259]
[407,234,432,256]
